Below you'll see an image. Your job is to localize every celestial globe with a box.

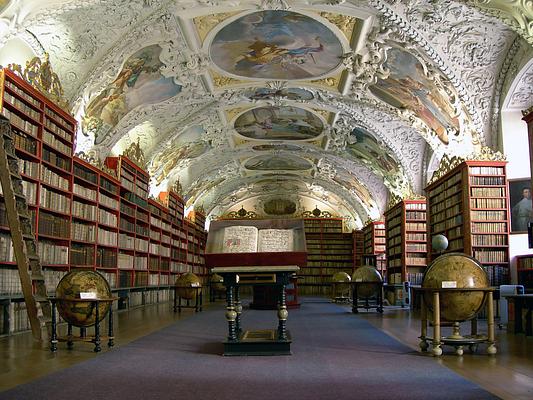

[175,272,201,300]
[352,265,383,298]
[55,270,112,327]
[422,253,489,322]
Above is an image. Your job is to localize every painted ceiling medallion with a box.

[210,11,343,80]
[244,155,313,171]
[234,106,323,140]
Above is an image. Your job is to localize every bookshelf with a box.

[0,68,207,334]
[362,221,386,278]
[516,255,533,289]
[384,199,427,286]
[301,218,354,296]
[353,229,364,268]
[425,158,510,286]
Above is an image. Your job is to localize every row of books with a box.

[3,91,40,121]
[430,192,462,212]
[43,147,70,172]
[41,164,69,190]
[4,79,40,108]
[43,130,71,155]
[44,116,73,143]
[1,107,39,136]
[469,176,505,186]
[469,166,505,175]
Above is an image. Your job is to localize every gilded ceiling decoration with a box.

[0,0,529,228]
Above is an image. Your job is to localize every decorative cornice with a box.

[122,139,147,169]
[429,146,506,184]
[170,179,183,196]
[319,11,358,42]
[7,54,70,111]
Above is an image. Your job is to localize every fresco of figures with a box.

[346,127,401,178]
[210,10,343,80]
[149,125,210,185]
[82,44,182,145]
[244,155,313,171]
[369,48,460,145]
[333,169,376,211]
[235,106,323,140]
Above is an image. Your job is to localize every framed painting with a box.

[509,178,533,233]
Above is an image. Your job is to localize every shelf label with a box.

[80,292,98,299]
[441,281,457,288]
[355,278,363,282]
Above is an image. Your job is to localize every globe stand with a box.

[416,287,497,356]
[331,281,351,304]
[351,281,384,313]
[173,286,203,313]
[49,297,117,353]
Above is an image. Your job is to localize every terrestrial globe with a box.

[332,271,351,283]
[432,234,449,253]
[175,272,202,300]
[55,270,112,327]
[422,253,489,322]
[352,265,383,298]
[210,273,225,292]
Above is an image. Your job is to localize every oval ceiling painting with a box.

[210,11,343,79]
[252,144,302,152]
[235,106,323,140]
[244,155,312,171]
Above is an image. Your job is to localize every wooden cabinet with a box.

[385,199,427,286]
[516,255,533,289]
[353,229,364,268]
[362,221,386,277]
[425,159,510,286]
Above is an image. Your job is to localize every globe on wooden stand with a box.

[174,272,203,312]
[421,252,491,355]
[209,273,225,301]
[55,270,112,327]
[351,266,384,313]
[331,271,351,302]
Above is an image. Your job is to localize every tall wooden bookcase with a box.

[353,229,364,268]
[425,158,510,286]
[0,68,207,335]
[384,199,427,286]
[301,218,354,296]
[362,221,386,277]
[516,255,533,289]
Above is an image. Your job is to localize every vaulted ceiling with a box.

[0,0,532,229]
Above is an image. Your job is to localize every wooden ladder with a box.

[0,116,51,341]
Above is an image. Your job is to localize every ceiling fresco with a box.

[0,0,531,229]
[234,105,324,141]
[210,10,344,80]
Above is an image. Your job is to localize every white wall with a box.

[501,109,532,283]
[0,38,36,67]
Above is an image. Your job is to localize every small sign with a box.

[355,278,363,282]
[441,281,457,288]
[190,282,200,287]
[80,292,97,299]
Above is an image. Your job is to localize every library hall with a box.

[0,1,532,399]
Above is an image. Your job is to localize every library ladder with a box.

[0,116,51,340]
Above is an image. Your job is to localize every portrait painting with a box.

[347,127,400,177]
[509,178,533,233]
[82,44,182,144]
[244,155,312,171]
[210,10,343,80]
[235,106,323,140]
[369,48,459,145]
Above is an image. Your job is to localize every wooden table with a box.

[211,265,299,356]
[506,294,533,336]
[49,297,117,353]
[414,287,496,356]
